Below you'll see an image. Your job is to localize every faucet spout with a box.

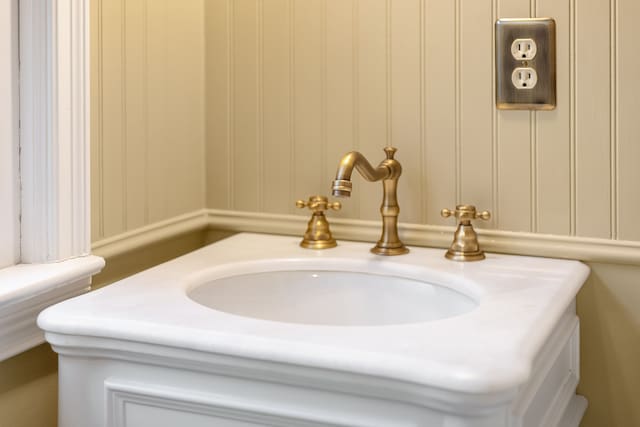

[331,147,408,256]
[331,152,390,197]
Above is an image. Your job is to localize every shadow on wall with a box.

[0,344,58,427]
[578,262,640,427]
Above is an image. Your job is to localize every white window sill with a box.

[0,255,104,361]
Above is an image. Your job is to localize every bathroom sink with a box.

[39,233,591,427]
[188,269,476,326]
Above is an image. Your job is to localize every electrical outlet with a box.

[512,67,538,89]
[511,38,537,60]
[496,18,556,110]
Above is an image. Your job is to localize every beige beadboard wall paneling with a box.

[165,1,206,218]
[293,0,324,206]
[424,0,456,225]
[146,0,171,223]
[390,0,422,225]
[263,0,294,214]
[536,0,571,235]
[205,0,232,210]
[325,0,359,219]
[205,0,640,240]
[460,0,494,227]
[496,0,532,232]
[575,0,612,239]
[124,0,148,231]
[618,0,640,241]
[354,0,389,221]
[99,0,126,238]
[91,0,205,242]
[233,0,260,212]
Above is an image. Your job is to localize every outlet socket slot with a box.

[511,38,537,60]
[512,67,538,89]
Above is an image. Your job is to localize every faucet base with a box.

[300,238,337,250]
[370,245,410,256]
[445,249,485,262]
[442,220,487,262]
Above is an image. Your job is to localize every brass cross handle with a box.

[441,205,491,224]
[296,196,341,214]
[295,196,341,249]
[440,205,490,261]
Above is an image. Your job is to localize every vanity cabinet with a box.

[50,304,584,427]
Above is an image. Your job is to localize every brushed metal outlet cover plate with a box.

[496,18,556,110]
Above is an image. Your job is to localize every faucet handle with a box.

[440,205,491,262]
[441,205,491,223]
[295,196,340,249]
[296,196,341,213]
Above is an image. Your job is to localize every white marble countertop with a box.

[38,233,589,394]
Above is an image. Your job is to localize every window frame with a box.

[0,0,20,269]
[0,0,103,361]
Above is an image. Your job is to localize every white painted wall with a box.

[0,0,20,268]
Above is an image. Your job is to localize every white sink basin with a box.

[188,270,477,326]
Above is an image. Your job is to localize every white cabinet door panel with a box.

[124,404,265,427]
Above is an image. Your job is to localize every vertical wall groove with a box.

[385,0,392,147]
[257,0,264,211]
[491,0,499,227]
[569,0,577,235]
[98,0,105,239]
[420,0,426,223]
[352,0,359,154]
[610,0,619,239]
[351,0,360,218]
[121,0,128,230]
[530,111,537,232]
[142,0,149,225]
[530,0,538,232]
[288,0,295,214]
[227,0,235,209]
[321,0,327,185]
[454,0,461,203]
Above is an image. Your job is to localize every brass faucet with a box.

[295,196,341,249]
[441,205,491,261]
[331,146,408,256]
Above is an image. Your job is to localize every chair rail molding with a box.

[204,210,640,266]
[93,209,640,267]
[19,0,90,263]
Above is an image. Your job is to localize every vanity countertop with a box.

[38,233,589,396]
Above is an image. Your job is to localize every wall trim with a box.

[1,0,104,362]
[20,0,92,262]
[206,209,640,266]
[92,210,209,259]
[0,255,104,361]
[93,209,640,266]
